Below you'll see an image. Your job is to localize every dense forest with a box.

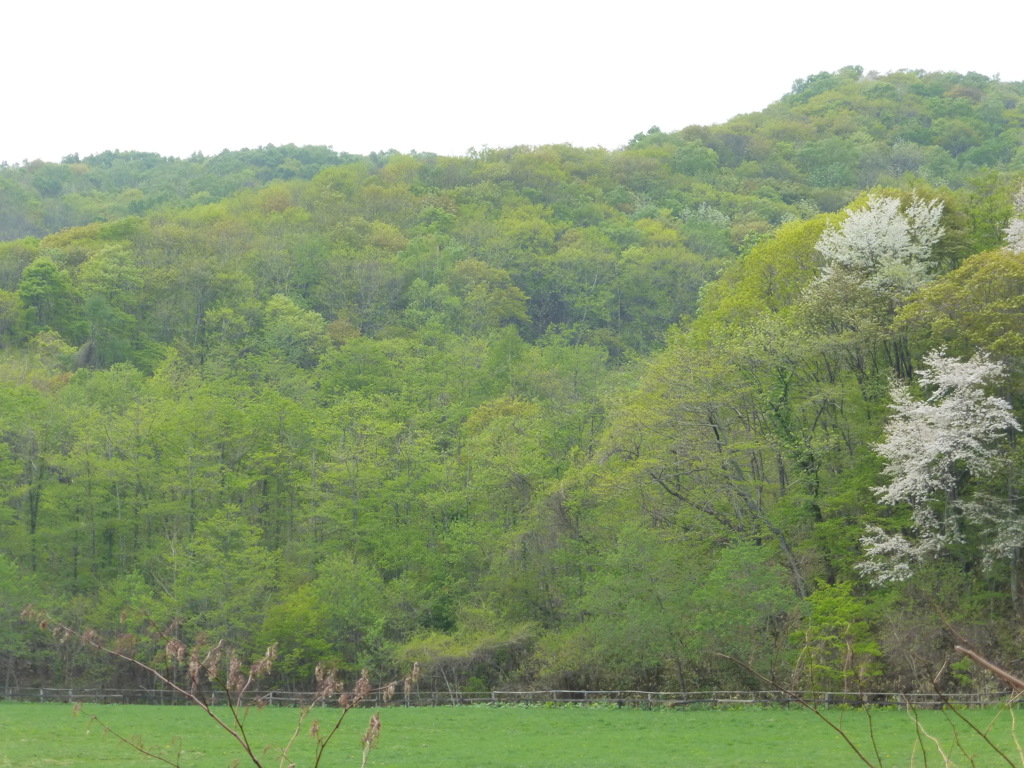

[2,67,1024,696]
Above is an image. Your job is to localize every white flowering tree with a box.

[816,194,945,295]
[858,349,1020,584]
[1004,186,1024,255]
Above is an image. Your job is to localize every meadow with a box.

[3,701,1024,767]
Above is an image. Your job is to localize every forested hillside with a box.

[2,67,1024,695]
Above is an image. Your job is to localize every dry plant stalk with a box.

[361,712,381,768]
[22,606,415,768]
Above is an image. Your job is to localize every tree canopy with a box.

[3,68,1024,695]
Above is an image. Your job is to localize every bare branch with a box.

[955,645,1024,691]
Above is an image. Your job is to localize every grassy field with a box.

[3,701,1024,767]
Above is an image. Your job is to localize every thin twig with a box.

[865,701,885,768]
[936,695,1018,767]
[28,608,411,768]
[1009,694,1024,766]
[78,710,180,768]
[69,624,254,758]
[715,653,879,768]
[924,660,1018,768]
[313,708,354,768]
[902,696,948,768]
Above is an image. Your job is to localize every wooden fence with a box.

[1,687,1015,709]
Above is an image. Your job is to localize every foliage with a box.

[2,68,1024,699]
[794,581,882,690]
[899,247,1024,371]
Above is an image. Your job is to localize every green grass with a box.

[3,701,1024,767]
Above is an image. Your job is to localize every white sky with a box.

[3,0,1022,165]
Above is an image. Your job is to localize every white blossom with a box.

[1004,186,1024,254]
[1005,219,1024,254]
[858,350,1019,584]
[874,350,1017,506]
[816,194,944,294]
[961,496,1024,569]
[857,525,950,584]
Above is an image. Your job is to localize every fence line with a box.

[1,686,1014,709]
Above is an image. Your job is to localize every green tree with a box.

[898,248,1024,376]
[17,256,80,340]
[795,581,882,691]
[176,506,280,646]
[0,554,35,688]
[262,294,330,368]
[694,544,801,684]
[566,525,703,690]
[447,259,529,334]
[0,289,24,347]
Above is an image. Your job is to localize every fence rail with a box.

[1,686,1015,709]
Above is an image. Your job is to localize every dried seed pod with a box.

[354,670,371,702]
[165,638,186,664]
[81,629,102,647]
[227,653,244,692]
